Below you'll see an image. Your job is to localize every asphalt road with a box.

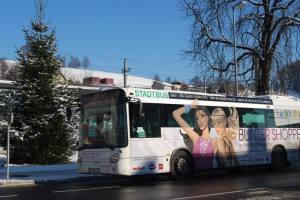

[1,165,300,200]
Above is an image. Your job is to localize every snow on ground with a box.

[1,162,76,173]
[0,162,103,185]
[60,67,155,88]
[0,152,102,185]
[3,61,157,89]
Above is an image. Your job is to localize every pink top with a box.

[192,137,214,169]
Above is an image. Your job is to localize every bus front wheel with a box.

[170,151,193,180]
[270,146,286,171]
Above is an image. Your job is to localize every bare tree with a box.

[154,73,161,82]
[6,62,21,81]
[81,56,90,70]
[0,59,21,81]
[189,75,202,87]
[0,58,8,79]
[182,0,300,95]
[165,76,172,83]
[68,55,81,69]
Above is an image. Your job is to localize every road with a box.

[1,165,300,200]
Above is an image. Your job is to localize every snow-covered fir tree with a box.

[11,0,76,164]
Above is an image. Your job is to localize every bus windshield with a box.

[79,89,127,150]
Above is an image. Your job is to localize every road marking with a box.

[0,195,19,199]
[53,186,120,193]
[155,181,176,184]
[172,188,266,200]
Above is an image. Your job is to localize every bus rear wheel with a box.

[170,151,193,180]
[270,146,286,171]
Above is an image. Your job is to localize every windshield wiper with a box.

[102,142,115,150]
[78,143,115,151]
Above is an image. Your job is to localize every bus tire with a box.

[170,151,193,180]
[270,146,286,171]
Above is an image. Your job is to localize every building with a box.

[152,81,173,90]
[171,81,190,91]
[83,77,115,87]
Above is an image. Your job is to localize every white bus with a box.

[76,87,300,179]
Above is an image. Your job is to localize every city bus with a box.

[76,87,300,179]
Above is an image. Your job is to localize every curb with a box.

[0,179,35,187]
[0,173,105,186]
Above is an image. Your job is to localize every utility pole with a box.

[1,90,14,180]
[6,92,11,180]
[204,77,207,93]
[122,58,131,88]
[232,1,246,96]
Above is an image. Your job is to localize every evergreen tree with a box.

[11,0,76,164]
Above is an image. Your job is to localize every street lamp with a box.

[232,0,246,96]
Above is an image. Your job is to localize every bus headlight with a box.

[110,153,119,163]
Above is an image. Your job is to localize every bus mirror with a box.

[133,103,145,118]
[139,103,145,118]
[66,107,72,121]
[126,97,140,104]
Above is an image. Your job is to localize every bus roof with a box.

[82,87,300,109]
[258,94,300,109]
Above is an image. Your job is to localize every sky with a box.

[0,0,195,83]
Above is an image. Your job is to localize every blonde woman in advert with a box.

[211,107,239,168]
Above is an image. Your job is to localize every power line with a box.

[0,45,190,71]
[0,46,195,81]
[63,52,124,61]
[0,45,15,49]
[128,58,191,73]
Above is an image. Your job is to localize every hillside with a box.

[61,67,155,88]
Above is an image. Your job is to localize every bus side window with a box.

[241,108,272,128]
[130,103,162,138]
[266,110,276,128]
[143,103,162,138]
[163,104,194,127]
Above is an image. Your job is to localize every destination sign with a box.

[168,92,273,105]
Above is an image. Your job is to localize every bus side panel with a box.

[233,128,300,166]
[129,127,186,175]
[128,127,299,175]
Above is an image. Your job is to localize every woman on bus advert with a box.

[173,100,240,169]
[172,100,214,169]
[211,107,239,167]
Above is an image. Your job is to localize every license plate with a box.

[88,168,100,173]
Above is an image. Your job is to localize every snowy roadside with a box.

[0,153,103,186]
[0,162,103,186]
